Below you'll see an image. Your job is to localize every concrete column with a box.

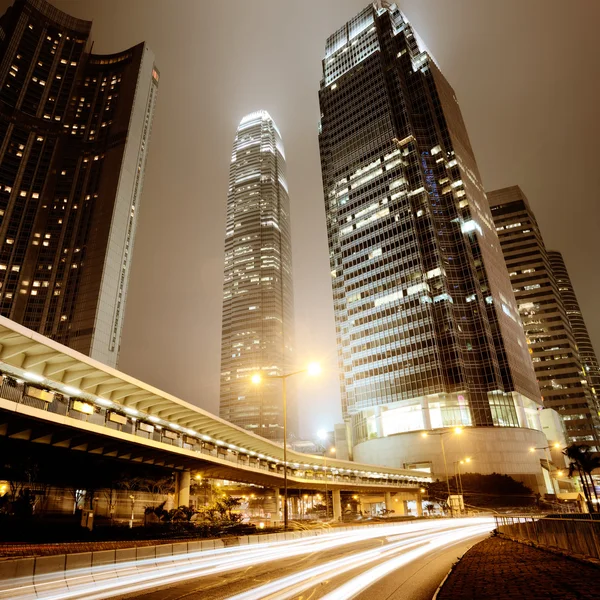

[384,492,392,514]
[421,396,432,429]
[177,470,191,508]
[263,488,279,518]
[397,499,407,516]
[332,489,342,521]
[374,407,384,438]
[415,491,423,517]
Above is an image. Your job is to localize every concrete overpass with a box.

[0,317,430,517]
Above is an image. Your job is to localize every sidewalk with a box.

[436,536,600,600]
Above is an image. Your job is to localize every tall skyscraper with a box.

[490,186,600,450]
[318,3,549,488]
[219,111,295,440]
[0,0,158,367]
[548,251,600,408]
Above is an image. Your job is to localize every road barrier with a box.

[0,522,412,599]
[495,515,600,561]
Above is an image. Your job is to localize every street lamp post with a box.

[421,427,463,516]
[252,362,321,531]
[323,446,335,520]
[317,430,336,520]
[453,457,471,499]
[530,442,562,493]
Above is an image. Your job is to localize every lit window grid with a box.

[319,5,541,445]
[220,113,295,439]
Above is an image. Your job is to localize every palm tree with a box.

[579,447,600,508]
[563,444,600,512]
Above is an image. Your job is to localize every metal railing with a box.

[495,515,600,560]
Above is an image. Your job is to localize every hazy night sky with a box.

[4,1,598,437]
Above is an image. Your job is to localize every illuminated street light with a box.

[307,362,322,377]
[421,428,464,515]
[252,362,322,530]
[530,444,562,494]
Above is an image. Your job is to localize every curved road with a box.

[14,518,494,600]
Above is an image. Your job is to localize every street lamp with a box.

[252,362,321,531]
[421,427,463,514]
[323,446,336,520]
[453,457,472,498]
[530,443,562,494]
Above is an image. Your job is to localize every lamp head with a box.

[251,373,262,385]
[307,362,322,376]
[454,427,463,435]
[330,447,336,454]
[317,429,327,440]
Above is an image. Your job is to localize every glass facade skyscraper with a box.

[0,0,158,367]
[548,251,600,410]
[490,186,600,450]
[318,3,548,485]
[219,111,295,440]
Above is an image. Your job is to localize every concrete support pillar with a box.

[421,396,432,430]
[415,491,423,517]
[263,489,279,518]
[332,489,342,521]
[175,470,191,508]
[397,499,407,516]
[384,492,392,514]
[373,407,384,438]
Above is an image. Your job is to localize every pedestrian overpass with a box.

[0,317,429,514]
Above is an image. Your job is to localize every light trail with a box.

[2,518,494,600]
[226,523,491,600]
[319,524,491,600]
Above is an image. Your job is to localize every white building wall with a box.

[353,426,549,494]
[89,45,158,367]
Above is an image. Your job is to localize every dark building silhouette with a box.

[318,3,549,488]
[489,186,600,450]
[0,0,158,366]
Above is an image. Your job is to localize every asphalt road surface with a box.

[7,518,494,600]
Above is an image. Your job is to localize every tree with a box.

[563,444,600,512]
[140,476,175,504]
[215,496,242,522]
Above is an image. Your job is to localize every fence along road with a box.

[495,515,600,560]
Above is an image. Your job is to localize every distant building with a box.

[548,250,600,413]
[219,111,295,440]
[0,0,158,367]
[489,186,600,450]
[318,2,549,491]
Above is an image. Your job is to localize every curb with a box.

[431,535,491,600]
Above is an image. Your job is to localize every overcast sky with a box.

[5,0,599,438]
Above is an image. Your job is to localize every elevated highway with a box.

[0,317,429,509]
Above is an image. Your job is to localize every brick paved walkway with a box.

[437,536,600,600]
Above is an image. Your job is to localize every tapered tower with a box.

[219,111,295,440]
